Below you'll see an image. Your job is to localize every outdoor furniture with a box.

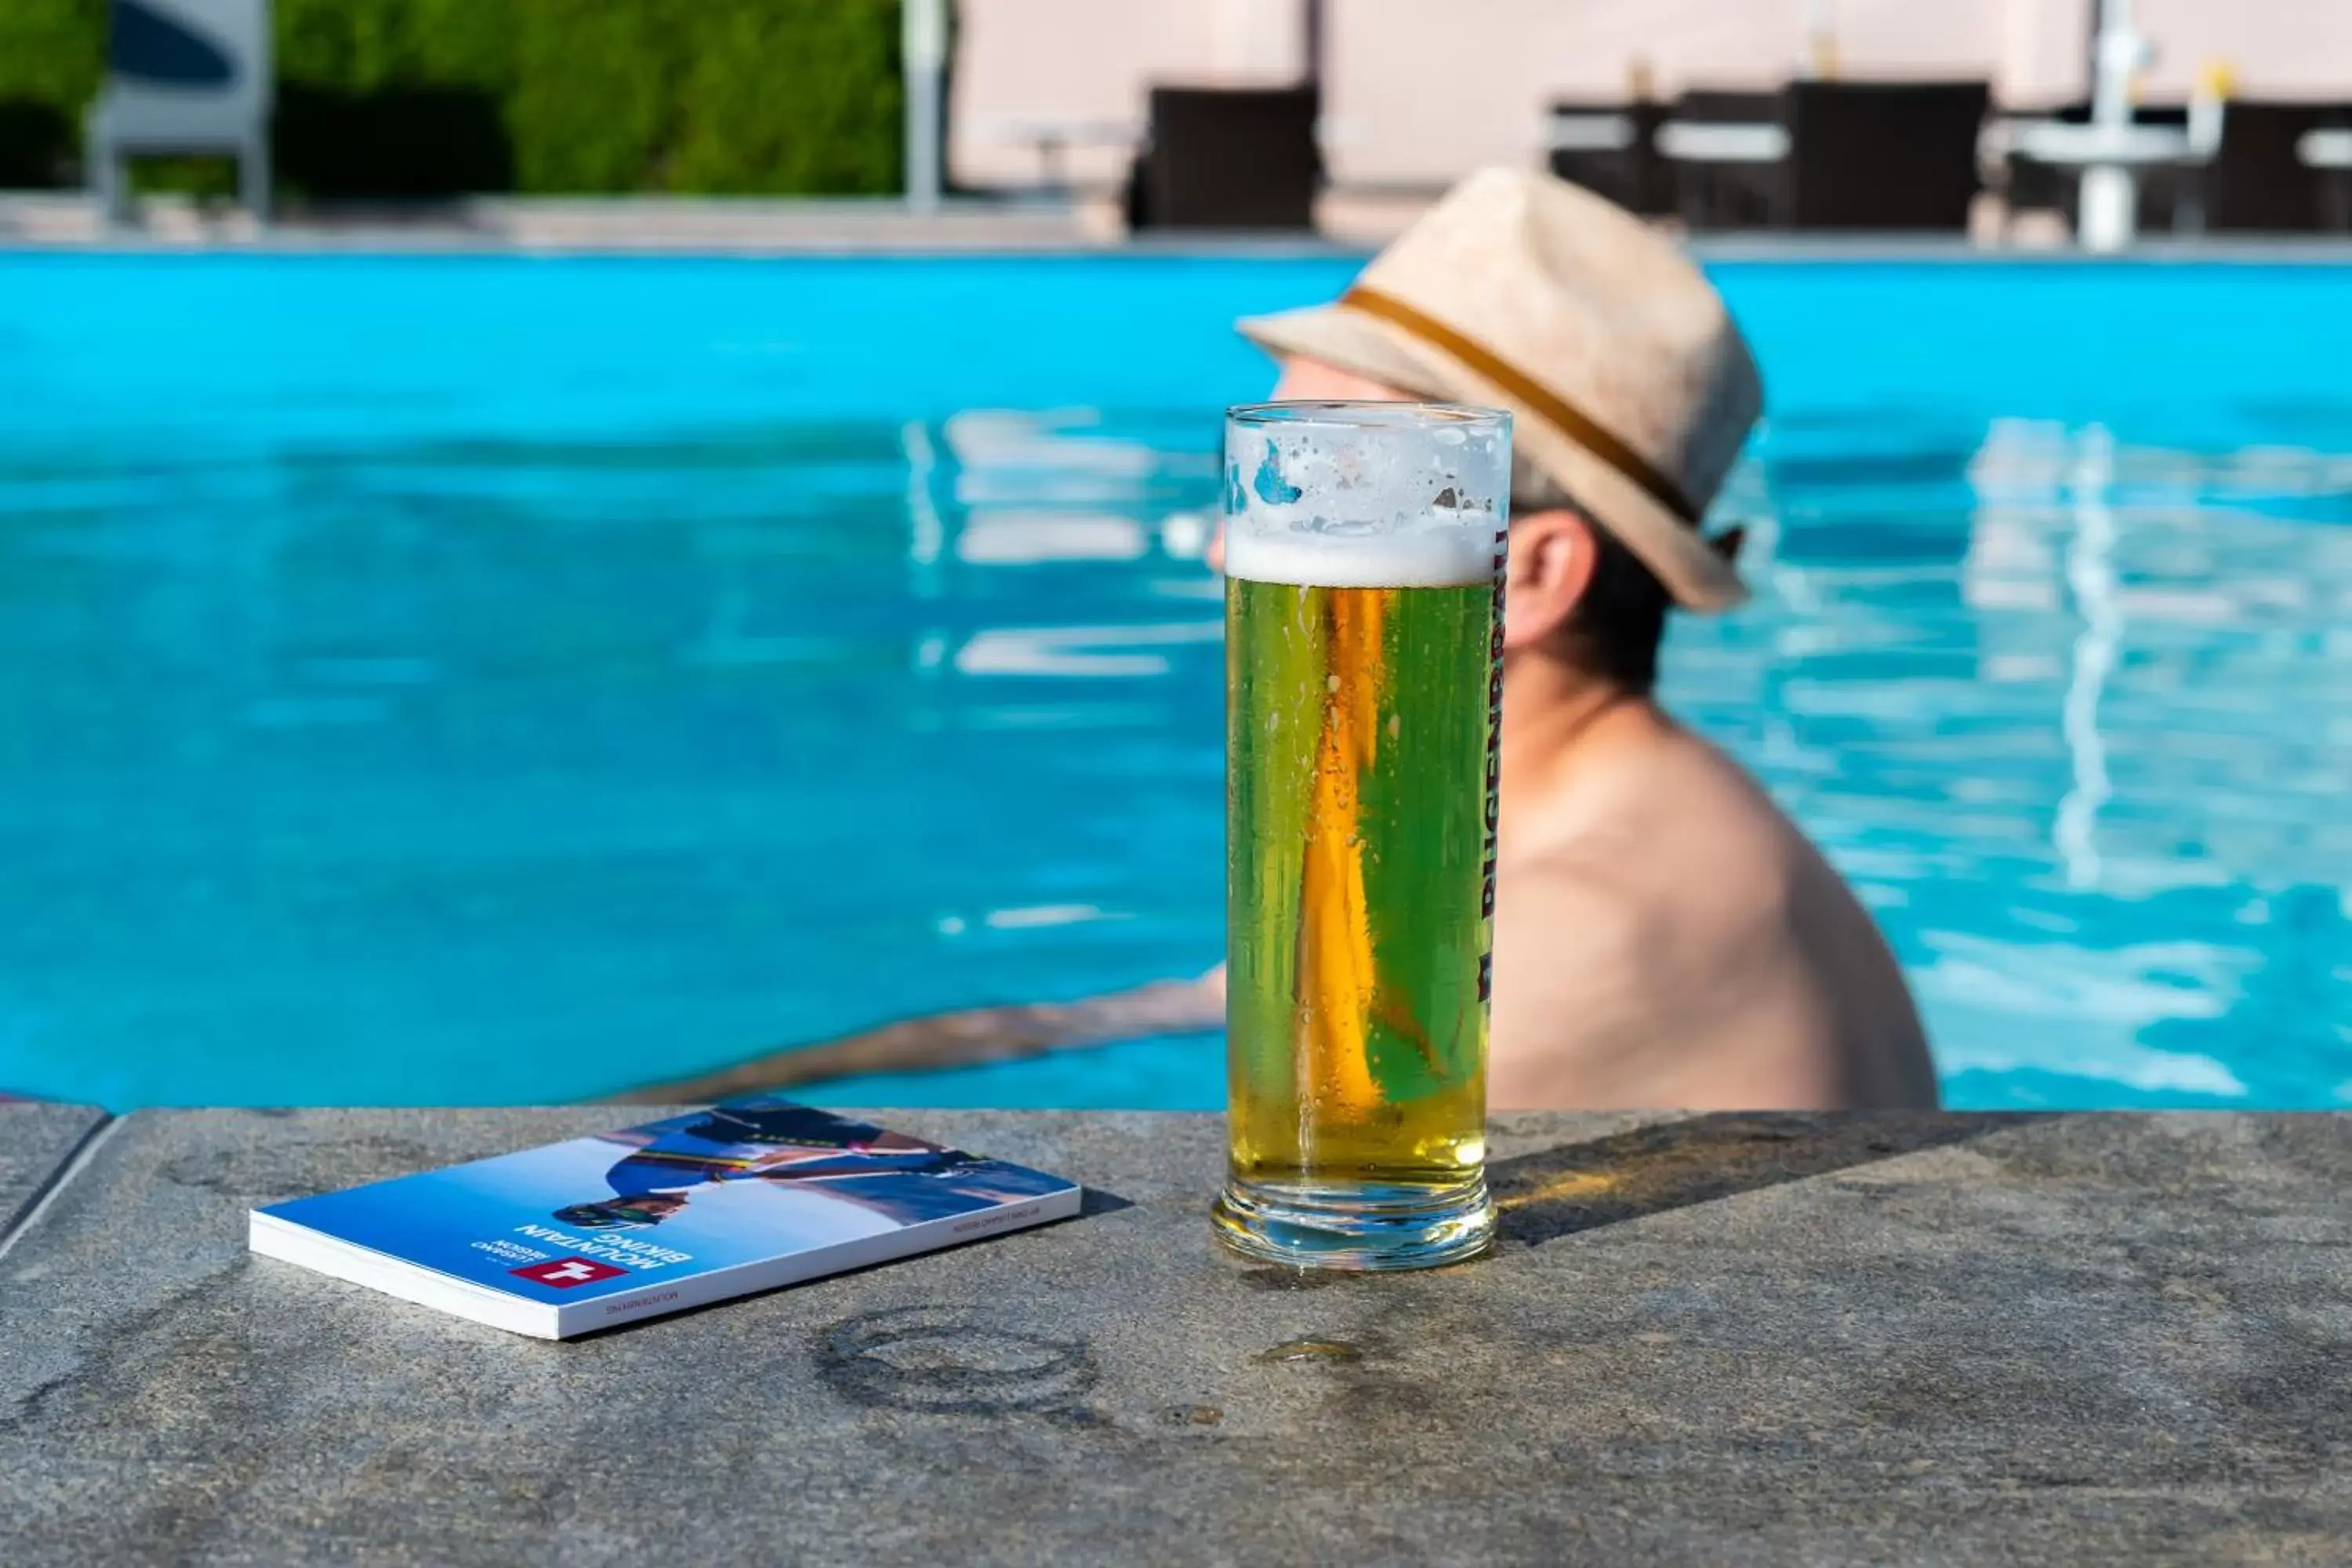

[972,114,1144,196]
[2307,128,2352,169]
[2307,125,2352,232]
[1545,97,1670,217]
[1998,102,2198,239]
[85,0,272,223]
[1662,89,1784,230]
[1656,122,1789,163]
[1128,85,1320,232]
[8,1104,2351,1559]
[1659,82,1991,232]
[1994,104,2082,220]
[1781,79,1991,230]
[2004,115,2201,250]
[2205,101,2352,233]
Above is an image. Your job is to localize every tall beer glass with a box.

[1214,401,1511,1270]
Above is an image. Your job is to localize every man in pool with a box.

[628,170,1933,1112]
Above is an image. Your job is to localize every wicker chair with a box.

[1127,86,1320,232]
[1780,80,1991,230]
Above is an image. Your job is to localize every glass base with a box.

[1212,1174,1496,1272]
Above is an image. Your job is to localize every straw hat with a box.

[1238,168,1764,611]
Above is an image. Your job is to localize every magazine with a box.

[249,1098,1080,1339]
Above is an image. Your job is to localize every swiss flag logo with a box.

[511,1256,627,1289]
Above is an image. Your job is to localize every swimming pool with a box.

[2,250,2350,1110]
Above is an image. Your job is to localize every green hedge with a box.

[0,0,102,185]
[0,0,906,197]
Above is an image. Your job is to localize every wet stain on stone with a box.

[1256,1337,1365,1366]
[816,1305,1097,1418]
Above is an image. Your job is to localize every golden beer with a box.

[1214,401,1509,1269]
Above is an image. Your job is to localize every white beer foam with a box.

[1225,404,1511,590]
[1225,524,1498,589]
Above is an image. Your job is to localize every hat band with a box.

[1338,285,1701,528]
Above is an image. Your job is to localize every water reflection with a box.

[1688,408,2352,1106]
[0,397,2348,1109]
[0,408,1227,1106]
[2052,424,2119,891]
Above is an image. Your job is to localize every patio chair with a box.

[85,0,272,223]
[1129,85,1320,232]
[1668,89,1783,230]
[1546,96,1670,217]
[2204,100,2352,233]
[1780,79,1991,230]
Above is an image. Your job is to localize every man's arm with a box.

[607,969,1226,1104]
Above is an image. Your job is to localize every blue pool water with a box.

[3,251,2351,1111]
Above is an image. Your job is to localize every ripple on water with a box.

[1,350,2349,1108]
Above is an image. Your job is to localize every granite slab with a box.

[0,1102,108,1249]
[2,1109,2347,1565]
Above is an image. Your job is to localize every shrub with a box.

[0,100,76,187]
[0,0,105,118]
[0,0,907,198]
[665,1,903,196]
[0,0,103,184]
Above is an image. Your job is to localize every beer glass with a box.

[1214,401,1511,1270]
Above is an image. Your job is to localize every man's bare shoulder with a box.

[1508,719,1805,940]
[1494,811,1794,1017]
[1494,710,1935,1110]
[1491,718,1808,1065]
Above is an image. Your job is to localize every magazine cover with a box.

[250,1098,1080,1338]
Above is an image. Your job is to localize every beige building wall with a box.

[950,0,2347,194]
[951,0,1305,191]
[1319,0,2094,188]
[2132,0,2352,98]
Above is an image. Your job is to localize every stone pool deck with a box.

[1,1108,2347,1564]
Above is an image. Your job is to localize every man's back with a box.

[1489,702,1935,1110]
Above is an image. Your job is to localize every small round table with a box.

[2003,122,2202,252]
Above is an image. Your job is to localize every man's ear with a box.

[1502,508,1600,651]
